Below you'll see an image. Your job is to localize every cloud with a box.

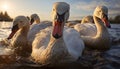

[71,0,120,17]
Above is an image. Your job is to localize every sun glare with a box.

[2,2,9,11]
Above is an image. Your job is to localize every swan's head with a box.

[94,6,111,28]
[81,15,94,24]
[7,16,29,39]
[51,2,70,39]
[30,14,40,25]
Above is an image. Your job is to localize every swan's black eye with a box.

[20,21,23,23]
[12,24,19,31]
[103,14,108,20]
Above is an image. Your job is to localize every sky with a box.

[0,0,120,21]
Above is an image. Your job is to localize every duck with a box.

[75,6,111,50]
[2,16,32,57]
[27,14,52,46]
[31,2,85,65]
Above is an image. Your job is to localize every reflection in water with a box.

[0,22,12,40]
[0,22,13,29]
[0,22,120,69]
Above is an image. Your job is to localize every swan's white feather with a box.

[74,23,96,36]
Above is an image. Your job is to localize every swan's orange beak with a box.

[102,15,111,28]
[7,25,19,39]
[52,21,63,39]
[52,12,65,39]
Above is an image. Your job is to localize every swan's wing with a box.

[32,26,52,49]
[31,26,52,59]
[27,22,52,45]
[28,24,41,44]
[63,27,85,59]
[74,23,97,37]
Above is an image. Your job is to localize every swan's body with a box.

[75,23,97,36]
[31,2,84,64]
[32,27,84,64]
[27,14,52,46]
[75,6,111,50]
[77,15,96,36]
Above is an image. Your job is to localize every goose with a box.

[75,6,111,50]
[27,14,52,46]
[31,2,84,64]
[1,16,32,57]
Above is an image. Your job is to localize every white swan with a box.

[66,15,93,28]
[74,8,111,37]
[30,13,40,25]
[27,14,52,46]
[74,22,97,37]
[75,14,118,43]
[74,15,96,36]
[75,6,111,50]
[31,2,84,64]
[81,15,94,24]
[1,16,32,57]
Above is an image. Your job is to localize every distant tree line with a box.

[0,11,13,22]
[109,15,120,24]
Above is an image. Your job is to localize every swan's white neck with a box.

[20,25,30,36]
[93,16,108,38]
[11,25,30,56]
[81,15,110,50]
[12,25,29,43]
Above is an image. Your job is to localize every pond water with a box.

[0,22,120,69]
